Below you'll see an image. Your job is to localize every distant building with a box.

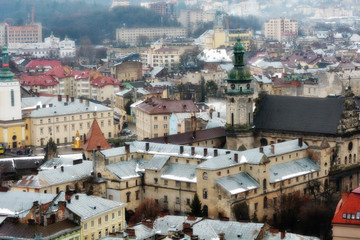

[264,18,298,42]
[135,97,199,140]
[7,33,76,58]
[116,27,187,45]
[141,47,180,72]
[141,1,177,19]
[178,9,206,35]
[110,0,129,9]
[0,23,42,45]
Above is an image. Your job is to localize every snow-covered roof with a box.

[216,172,260,195]
[66,194,126,221]
[106,159,147,180]
[197,49,232,63]
[161,164,197,183]
[269,158,320,183]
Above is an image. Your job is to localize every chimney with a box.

[75,195,79,200]
[125,143,130,154]
[66,95,69,102]
[126,228,135,237]
[281,231,286,239]
[58,95,62,102]
[180,146,184,154]
[260,147,264,153]
[67,198,71,204]
[83,134,87,143]
[298,137,303,147]
[204,148,208,157]
[61,166,64,172]
[234,153,238,163]
[54,165,57,169]
[214,149,218,157]
[79,98,83,103]
[146,142,150,151]
[85,99,89,107]
[187,215,196,220]
[183,222,191,229]
[191,147,195,155]
[97,145,101,151]
[71,96,75,102]
[218,233,225,240]
[210,110,213,119]
[217,112,220,118]
[271,145,275,154]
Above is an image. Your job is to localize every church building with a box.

[0,46,25,149]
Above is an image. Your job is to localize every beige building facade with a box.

[264,18,298,42]
[116,27,187,45]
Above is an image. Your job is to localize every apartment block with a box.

[116,27,187,45]
[264,18,298,42]
[2,23,43,44]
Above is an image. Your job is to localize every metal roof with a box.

[144,155,170,171]
[192,219,264,240]
[106,159,147,180]
[216,172,260,195]
[153,215,202,235]
[13,161,92,188]
[161,164,197,183]
[0,191,64,218]
[269,158,320,183]
[22,96,111,118]
[40,154,84,170]
[66,194,126,221]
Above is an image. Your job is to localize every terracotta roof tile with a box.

[25,60,62,70]
[82,119,111,151]
[332,188,360,225]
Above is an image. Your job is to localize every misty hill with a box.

[0,0,180,44]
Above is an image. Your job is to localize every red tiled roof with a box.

[25,60,62,70]
[20,75,58,87]
[332,188,360,225]
[82,119,111,152]
[90,76,121,88]
[45,66,73,79]
[72,70,90,80]
[136,97,199,115]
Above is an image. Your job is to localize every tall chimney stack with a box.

[204,148,208,157]
[234,154,238,163]
[180,146,184,154]
[58,95,62,102]
[271,145,275,154]
[191,147,195,156]
[146,142,150,151]
[298,138,303,147]
[259,147,264,153]
[214,149,218,157]
[125,143,130,154]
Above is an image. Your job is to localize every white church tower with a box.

[0,46,22,121]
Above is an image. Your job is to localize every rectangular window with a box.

[112,212,115,219]
[98,217,101,225]
[154,125,158,129]
[11,89,14,107]
[84,223,87,231]
[164,124,168,129]
[118,210,121,217]
[176,197,180,204]
[91,220,94,227]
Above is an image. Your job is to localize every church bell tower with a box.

[225,38,254,150]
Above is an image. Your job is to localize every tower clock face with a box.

[247,83,250,89]
[231,83,235,90]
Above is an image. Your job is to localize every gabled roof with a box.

[25,60,62,71]
[332,187,360,225]
[12,161,92,188]
[254,95,345,135]
[144,155,170,171]
[192,219,264,240]
[161,163,197,183]
[66,194,126,221]
[269,158,320,183]
[216,172,260,195]
[0,191,64,218]
[82,119,111,152]
[106,159,146,180]
[136,97,199,115]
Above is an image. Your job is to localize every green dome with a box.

[233,38,245,53]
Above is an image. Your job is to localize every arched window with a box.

[203,172,208,180]
[263,196,268,209]
[345,156,348,164]
[354,154,357,162]
[203,205,208,217]
[260,138,268,146]
[203,189,208,199]
[263,179,267,190]
[126,192,131,202]
[349,154,352,164]
[97,173,102,178]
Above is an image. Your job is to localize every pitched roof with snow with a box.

[25,60,62,71]
[66,194,126,221]
[216,172,260,195]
